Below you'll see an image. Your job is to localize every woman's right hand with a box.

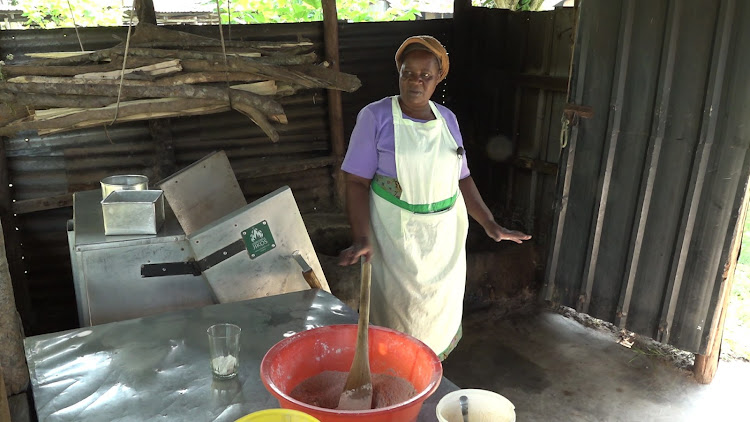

[338,237,373,266]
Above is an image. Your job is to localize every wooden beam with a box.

[1,81,284,116]
[232,103,280,143]
[74,59,182,80]
[0,102,30,128]
[0,98,230,136]
[1,91,117,109]
[11,194,73,215]
[322,0,347,210]
[234,156,336,180]
[0,57,163,78]
[19,48,355,91]
[130,23,313,51]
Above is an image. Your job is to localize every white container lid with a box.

[436,388,516,422]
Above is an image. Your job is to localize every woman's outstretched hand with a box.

[483,221,532,244]
[338,238,373,265]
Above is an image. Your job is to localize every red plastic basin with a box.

[260,324,443,422]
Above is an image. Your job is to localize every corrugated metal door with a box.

[451,7,575,259]
[545,0,750,354]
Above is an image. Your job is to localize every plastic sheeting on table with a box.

[24,290,458,421]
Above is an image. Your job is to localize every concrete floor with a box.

[442,308,750,422]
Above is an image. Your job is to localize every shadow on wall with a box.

[304,213,542,313]
[464,221,541,313]
[303,213,361,310]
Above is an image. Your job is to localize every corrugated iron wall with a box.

[4,123,156,333]
[545,0,750,354]
[338,20,454,136]
[452,7,575,260]
[0,19,455,334]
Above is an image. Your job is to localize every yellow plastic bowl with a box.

[235,409,320,422]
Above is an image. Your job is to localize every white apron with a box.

[369,96,469,355]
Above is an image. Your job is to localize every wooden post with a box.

[1,217,29,398]
[0,367,10,422]
[0,138,32,334]
[321,0,347,210]
[135,0,157,26]
[453,0,472,16]
[694,182,750,383]
[149,119,177,183]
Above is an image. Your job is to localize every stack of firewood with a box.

[0,24,361,142]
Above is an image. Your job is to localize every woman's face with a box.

[398,49,440,110]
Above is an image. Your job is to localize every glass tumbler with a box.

[207,323,241,379]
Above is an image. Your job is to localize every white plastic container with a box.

[436,389,516,422]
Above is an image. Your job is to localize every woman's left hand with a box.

[483,221,532,244]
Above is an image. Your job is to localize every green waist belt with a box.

[371,181,457,214]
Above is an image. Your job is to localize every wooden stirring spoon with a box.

[337,256,373,410]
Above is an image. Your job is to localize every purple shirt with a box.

[341,97,471,180]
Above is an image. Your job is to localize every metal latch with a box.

[563,103,595,121]
[560,103,595,148]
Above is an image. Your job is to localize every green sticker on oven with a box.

[241,220,276,259]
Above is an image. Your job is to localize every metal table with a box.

[25,289,458,421]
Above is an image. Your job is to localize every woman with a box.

[338,35,531,360]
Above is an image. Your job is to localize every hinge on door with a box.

[656,321,670,342]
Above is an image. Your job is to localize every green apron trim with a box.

[372,180,457,214]
[438,325,463,361]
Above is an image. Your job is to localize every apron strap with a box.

[391,95,401,120]
[391,96,443,123]
[372,181,457,214]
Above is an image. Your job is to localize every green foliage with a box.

[17,0,123,29]
[473,0,545,11]
[740,213,750,266]
[11,0,418,28]
[209,0,420,24]
[723,213,750,361]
